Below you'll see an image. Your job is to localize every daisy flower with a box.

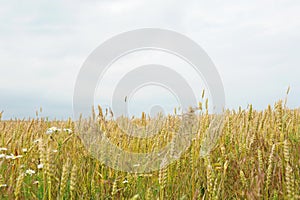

[46,127,61,134]
[63,128,73,134]
[25,169,36,176]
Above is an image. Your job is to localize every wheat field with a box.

[0,99,299,199]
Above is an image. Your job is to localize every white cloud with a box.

[0,0,300,118]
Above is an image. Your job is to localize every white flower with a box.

[5,154,14,159]
[22,148,28,153]
[63,128,73,134]
[26,169,36,176]
[12,155,23,160]
[33,139,41,143]
[0,147,7,151]
[0,184,7,188]
[5,154,23,160]
[33,181,39,185]
[46,127,61,134]
[0,154,5,159]
[37,164,44,169]
[52,150,58,153]
[122,179,128,184]
[133,163,140,167]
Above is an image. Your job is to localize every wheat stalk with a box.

[14,172,25,200]
[70,164,78,200]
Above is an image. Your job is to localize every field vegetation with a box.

[0,97,299,199]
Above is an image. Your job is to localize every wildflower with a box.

[52,150,58,153]
[0,147,7,151]
[33,139,41,143]
[5,154,14,159]
[122,179,128,184]
[46,129,53,134]
[33,181,39,185]
[12,155,23,160]
[0,184,7,188]
[63,128,73,134]
[25,169,36,176]
[5,154,23,160]
[37,164,43,169]
[22,148,28,153]
[0,154,5,159]
[46,127,61,134]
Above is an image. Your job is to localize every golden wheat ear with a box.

[59,160,70,200]
[200,113,226,157]
[70,164,78,200]
[0,111,3,120]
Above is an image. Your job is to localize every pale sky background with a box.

[0,0,300,119]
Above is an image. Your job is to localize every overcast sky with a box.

[1,0,300,119]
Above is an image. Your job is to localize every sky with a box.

[0,0,300,119]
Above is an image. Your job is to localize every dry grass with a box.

[0,100,299,199]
